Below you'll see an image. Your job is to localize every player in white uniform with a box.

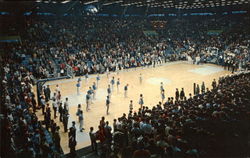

[160,82,164,95]
[139,94,144,109]
[139,73,142,84]
[106,67,109,78]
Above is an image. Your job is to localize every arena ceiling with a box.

[1,0,250,15]
[2,0,250,9]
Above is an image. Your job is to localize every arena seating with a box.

[1,11,250,158]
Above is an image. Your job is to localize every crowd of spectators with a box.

[91,71,250,158]
[1,14,250,158]
[1,52,62,158]
[3,15,249,79]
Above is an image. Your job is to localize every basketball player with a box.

[111,76,115,91]
[96,74,100,88]
[106,67,110,78]
[139,94,144,109]
[85,73,89,83]
[55,84,60,94]
[124,84,129,98]
[107,84,111,99]
[77,77,81,83]
[161,90,165,103]
[87,87,93,104]
[160,82,164,94]
[76,78,81,95]
[106,96,110,115]
[139,73,142,84]
[92,82,97,100]
[86,93,90,111]
[117,78,120,92]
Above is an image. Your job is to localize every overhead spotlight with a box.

[85,5,98,14]
[84,0,98,5]
[62,0,70,3]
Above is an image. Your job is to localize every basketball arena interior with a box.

[1,0,250,158]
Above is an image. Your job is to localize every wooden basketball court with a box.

[35,61,231,154]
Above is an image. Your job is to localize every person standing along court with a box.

[41,96,46,115]
[196,84,200,95]
[139,73,142,84]
[85,73,89,84]
[44,85,51,102]
[96,74,100,88]
[212,79,217,90]
[69,122,77,157]
[76,79,81,96]
[77,77,81,83]
[58,102,63,122]
[193,83,196,95]
[89,127,98,153]
[107,84,111,99]
[139,94,144,109]
[106,67,110,78]
[175,88,179,101]
[92,82,97,100]
[55,84,60,94]
[86,93,90,111]
[106,96,110,115]
[117,78,120,92]
[129,100,133,112]
[111,76,115,91]
[63,111,69,132]
[124,84,129,98]
[78,110,84,132]
[180,88,185,100]
[201,82,205,94]
[52,98,58,119]
[161,90,165,103]
[76,104,81,116]
[64,98,69,114]
[87,87,93,104]
[160,82,164,95]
